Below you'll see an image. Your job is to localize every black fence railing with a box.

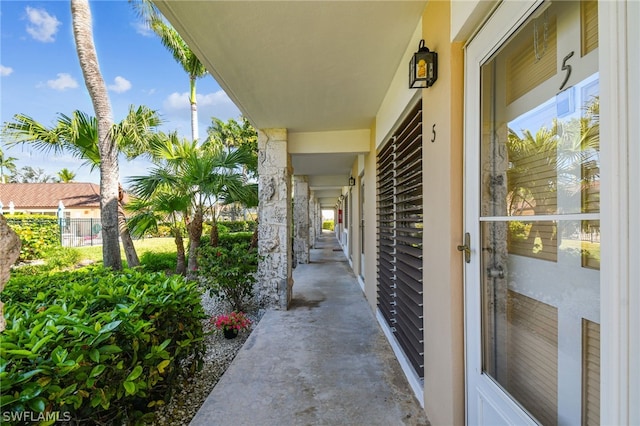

[59,218,103,247]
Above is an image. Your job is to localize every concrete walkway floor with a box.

[190,231,429,426]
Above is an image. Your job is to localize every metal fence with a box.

[59,218,103,247]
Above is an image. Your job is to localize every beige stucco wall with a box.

[420,2,465,424]
[363,121,379,312]
[358,1,466,423]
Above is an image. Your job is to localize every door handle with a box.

[457,232,471,264]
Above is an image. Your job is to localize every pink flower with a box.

[211,311,252,332]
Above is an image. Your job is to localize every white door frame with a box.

[463,1,551,424]
[599,1,639,424]
[463,0,640,424]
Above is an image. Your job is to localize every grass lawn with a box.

[76,237,182,263]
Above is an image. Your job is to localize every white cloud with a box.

[0,65,13,77]
[108,76,132,93]
[132,21,154,37]
[47,73,78,91]
[25,7,61,43]
[160,90,241,140]
[163,90,234,111]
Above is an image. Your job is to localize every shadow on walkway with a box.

[191,231,429,426]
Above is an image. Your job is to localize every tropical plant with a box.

[126,190,191,275]
[128,134,256,276]
[209,311,251,333]
[57,168,77,183]
[198,244,258,311]
[70,0,121,269]
[204,118,259,246]
[0,266,205,424]
[2,107,162,268]
[133,0,208,142]
[0,147,18,183]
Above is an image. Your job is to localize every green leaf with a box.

[31,334,53,354]
[123,381,136,395]
[3,349,36,358]
[156,359,170,374]
[51,346,68,364]
[89,349,100,363]
[98,320,122,334]
[15,369,44,384]
[97,345,122,354]
[89,365,106,378]
[27,397,46,413]
[126,365,143,382]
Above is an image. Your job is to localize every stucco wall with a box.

[420,1,465,424]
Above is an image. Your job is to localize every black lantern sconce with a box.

[409,39,437,88]
[348,176,356,186]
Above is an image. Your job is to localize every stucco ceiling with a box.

[153,1,427,206]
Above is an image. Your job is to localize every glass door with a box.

[465,1,600,424]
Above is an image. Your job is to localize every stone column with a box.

[257,129,293,310]
[0,215,21,332]
[308,192,316,248]
[293,176,310,264]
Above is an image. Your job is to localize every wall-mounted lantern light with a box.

[409,39,437,88]
[349,176,356,186]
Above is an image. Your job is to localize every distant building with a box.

[0,182,101,218]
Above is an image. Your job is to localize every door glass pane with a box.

[479,1,600,424]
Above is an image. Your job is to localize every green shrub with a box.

[200,231,253,249]
[43,246,81,271]
[198,244,258,311]
[139,251,177,273]
[0,267,205,424]
[218,220,256,233]
[322,220,334,230]
[5,214,60,261]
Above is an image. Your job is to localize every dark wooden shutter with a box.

[377,101,424,377]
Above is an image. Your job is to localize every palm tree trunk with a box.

[71,0,121,270]
[186,207,203,278]
[209,218,219,247]
[174,231,186,275]
[118,186,139,267]
[190,76,198,141]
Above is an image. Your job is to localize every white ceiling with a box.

[153,1,427,206]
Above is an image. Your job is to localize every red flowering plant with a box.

[210,311,252,333]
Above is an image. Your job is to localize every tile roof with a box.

[0,183,101,209]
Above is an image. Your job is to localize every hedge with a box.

[0,267,205,424]
[4,214,60,261]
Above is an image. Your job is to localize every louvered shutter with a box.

[377,101,424,377]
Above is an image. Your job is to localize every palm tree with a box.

[128,134,255,276]
[132,0,208,142]
[206,117,258,178]
[2,106,161,268]
[71,0,121,269]
[203,118,258,245]
[126,190,191,275]
[57,168,76,183]
[0,148,18,183]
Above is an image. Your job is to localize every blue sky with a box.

[0,0,241,184]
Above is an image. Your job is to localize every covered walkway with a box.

[191,230,429,425]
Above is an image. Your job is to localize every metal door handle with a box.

[457,232,471,264]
